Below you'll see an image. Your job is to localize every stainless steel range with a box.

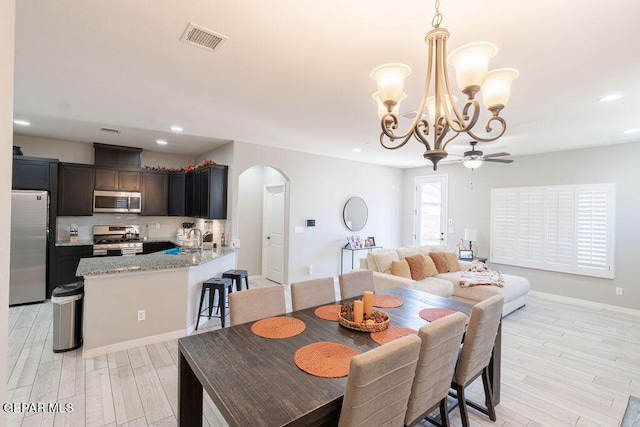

[93,225,143,256]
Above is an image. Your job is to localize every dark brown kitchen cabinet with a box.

[95,168,141,191]
[12,155,58,190]
[141,170,169,215]
[168,171,186,216]
[185,164,228,219]
[58,163,95,216]
[94,143,142,167]
[55,245,93,289]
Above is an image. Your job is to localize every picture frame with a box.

[367,236,376,247]
[346,236,356,249]
[353,235,362,248]
[459,249,474,260]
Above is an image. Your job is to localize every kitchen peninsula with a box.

[77,247,237,358]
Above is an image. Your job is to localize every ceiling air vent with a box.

[401,111,427,120]
[100,127,121,134]
[180,23,228,52]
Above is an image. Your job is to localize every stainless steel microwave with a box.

[93,190,141,213]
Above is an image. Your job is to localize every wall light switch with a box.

[294,227,304,234]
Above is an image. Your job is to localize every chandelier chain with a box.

[432,0,443,28]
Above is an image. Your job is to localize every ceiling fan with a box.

[462,141,514,169]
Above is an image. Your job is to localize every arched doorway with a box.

[237,165,290,284]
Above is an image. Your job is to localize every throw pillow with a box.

[429,252,449,273]
[443,252,461,271]
[421,254,439,277]
[404,254,427,280]
[391,260,411,279]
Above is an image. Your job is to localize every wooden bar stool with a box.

[222,269,249,291]
[196,277,233,329]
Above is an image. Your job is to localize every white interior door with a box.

[414,175,448,246]
[263,185,285,284]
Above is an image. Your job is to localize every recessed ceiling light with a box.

[156,139,168,145]
[599,93,624,102]
[624,128,640,134]
[13,119,31,126]
[170,125,183,132]
[353,148,362,152]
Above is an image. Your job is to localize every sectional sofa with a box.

[358,244,530,317]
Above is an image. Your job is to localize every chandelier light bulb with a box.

[425,94,458,125]
[447,42,498,97]
[481,68,519,112]
[370,63,411,109]
[373,92,406,119]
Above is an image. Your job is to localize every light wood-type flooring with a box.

[6,278,640,426]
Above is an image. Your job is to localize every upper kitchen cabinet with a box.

[168,171,186,216]
[186,164,228,219]
[95,168,141,191]
[58,163,95,216]
[94,143,142,167]
[141,170,169,216]
[12,155,58,190]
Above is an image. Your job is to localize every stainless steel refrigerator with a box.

[10,190,48,305]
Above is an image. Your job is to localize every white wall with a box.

[1,0,15,408]
[230,141,403,284]
[403,141,640,310]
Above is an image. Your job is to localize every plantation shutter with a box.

[490,188,517,264]
[490,183,614,279]
[545,186,575,272]
[575,185,614,277]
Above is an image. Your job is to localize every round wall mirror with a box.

[343,197,368,231]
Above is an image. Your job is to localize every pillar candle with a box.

[363,291,373,318]
[353,300,364,323]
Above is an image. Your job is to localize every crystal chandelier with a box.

[371,0,519,170]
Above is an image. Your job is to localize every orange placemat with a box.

[370,326,417,345]
[419,308,470,325]
[294,342,358,378]
[372,294,403,308]
[314,304,341,321]
[251,316,306,339]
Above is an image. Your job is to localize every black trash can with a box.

[51,282,84,352]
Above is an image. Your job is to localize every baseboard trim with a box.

[82,329,187,359]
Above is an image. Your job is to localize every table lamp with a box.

[464,228,478,252]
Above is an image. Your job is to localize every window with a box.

[490,184,615,279]
[414,175,448,246]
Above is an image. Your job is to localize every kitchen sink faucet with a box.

[187,228,203,249]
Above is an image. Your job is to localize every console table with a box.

[340,245,381,273]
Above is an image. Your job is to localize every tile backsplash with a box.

[56,214,228,244]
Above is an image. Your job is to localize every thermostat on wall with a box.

[306,219,316,227]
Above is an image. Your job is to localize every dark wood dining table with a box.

[178,286,501,426]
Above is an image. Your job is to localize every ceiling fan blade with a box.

[483,152,511,158]
[485,158,514,163]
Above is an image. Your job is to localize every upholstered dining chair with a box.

[338,270,375,300]
[290,277,336,311]
[229,285,286,326]
[338,334,422,427]
[450,295,504,427]
[404,311,467,427]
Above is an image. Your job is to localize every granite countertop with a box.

[77,247,237,277]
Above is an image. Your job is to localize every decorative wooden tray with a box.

[338,309,390,332]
